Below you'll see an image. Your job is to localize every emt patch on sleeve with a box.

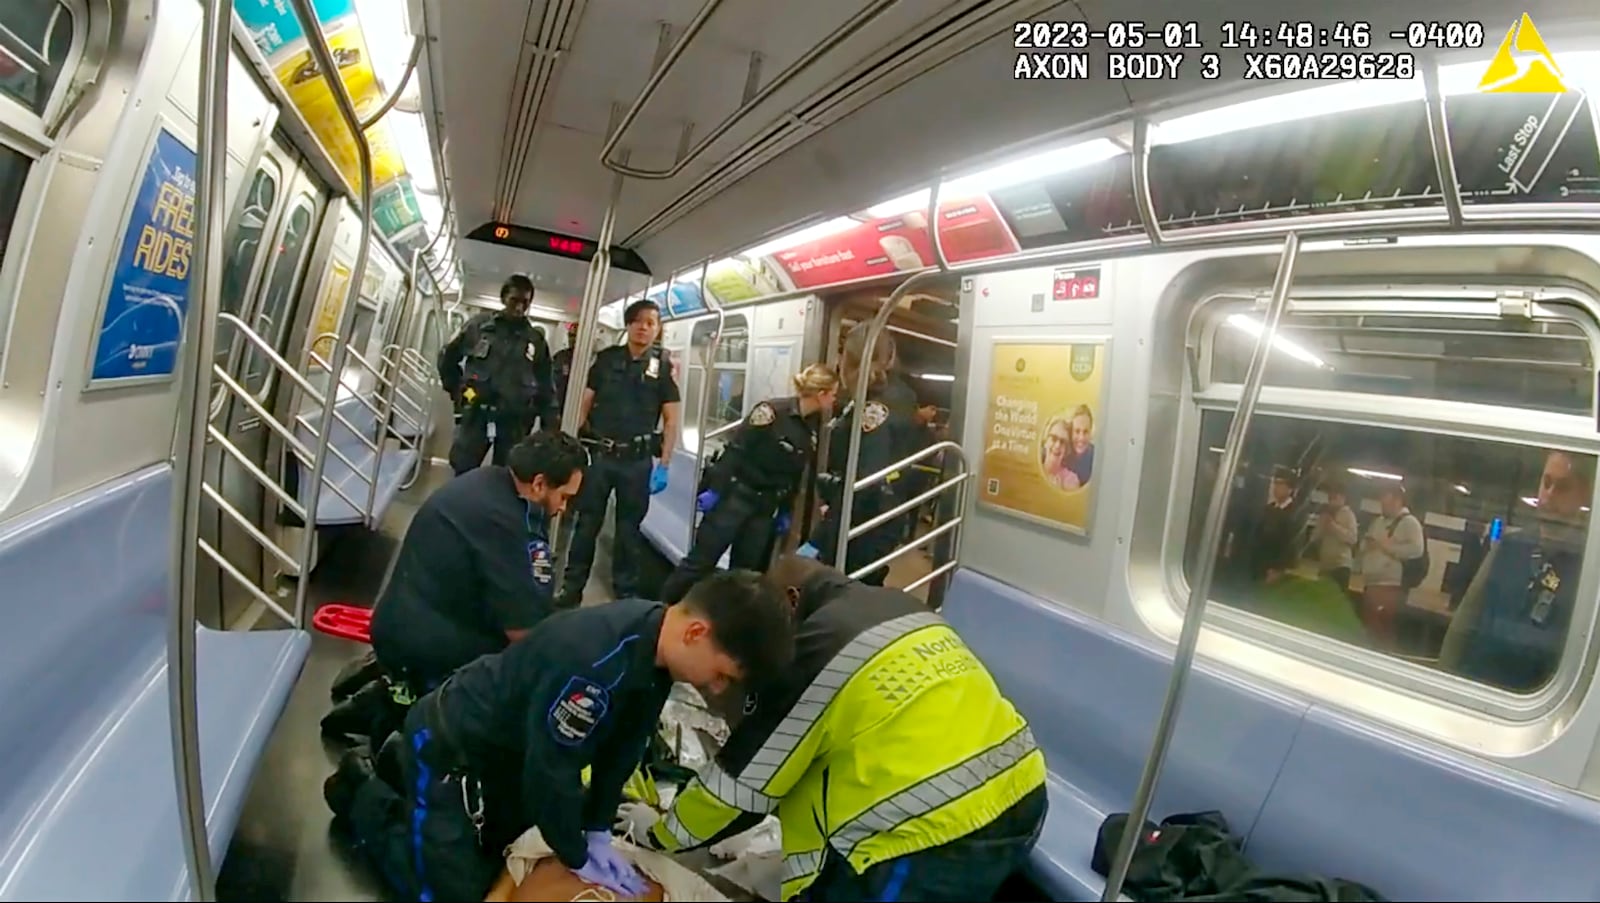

[548,677,609,745]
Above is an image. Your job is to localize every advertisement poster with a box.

[310,259,352,360]
[90,127,197,384]
[235,0,416,227]
[766,199,1020,290]
[977,338,1109,536]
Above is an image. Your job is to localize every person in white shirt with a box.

[1359,484,1425,651]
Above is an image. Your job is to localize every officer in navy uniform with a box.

[659,363,841,605]
[1445,449,1591,692]
[320,432,590,748]
[551,321,580,427]
[804,323,918,585]
[438,274,558,474]
[557,298,680,607]
[323,572,798,902]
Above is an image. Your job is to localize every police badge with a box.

[862,400,890,432]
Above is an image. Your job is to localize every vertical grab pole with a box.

[167,1,230,897]
[688,258,724,530]
[1098,232,1302,903]
[287,0,375,627]
[552,165,624,561]
[833,184,942,571]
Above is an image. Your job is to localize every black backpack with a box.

[1387,513,1429,590]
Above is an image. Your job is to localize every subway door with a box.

[271,199,362,575]
[194,143,288,629]
[209,148,327,629]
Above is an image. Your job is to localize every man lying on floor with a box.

[323,573,796,901]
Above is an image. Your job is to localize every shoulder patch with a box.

[862,400,890,433]
[748,402,775,426]
[527,538,554,585]
[548,676,610,746]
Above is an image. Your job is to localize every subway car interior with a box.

[8,0,1600,900]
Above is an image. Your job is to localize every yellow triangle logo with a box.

[1479,13,1568,93]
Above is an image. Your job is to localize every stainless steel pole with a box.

[166,1,230,898]
[1098,232,1302,902]
[288,0,377,626]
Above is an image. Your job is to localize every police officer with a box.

[320,432,591,747]
[324,571,798,902]
[552,321,579,422]
[804,322,919,585]
[558,298,680,607]
[659,363,841,605]
[438,274,559,474]
[617,554,1048,901]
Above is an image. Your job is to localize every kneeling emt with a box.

[620,555,1048,901]
[326,574,796,901]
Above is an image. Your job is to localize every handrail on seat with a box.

[841,440,970,592]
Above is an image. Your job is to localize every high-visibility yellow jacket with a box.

[650,571,1045,899]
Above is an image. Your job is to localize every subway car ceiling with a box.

[419,0,1600,301]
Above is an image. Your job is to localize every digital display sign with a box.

[466,221,651,276]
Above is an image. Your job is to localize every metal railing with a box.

[839,440,970,592]
[168,0,406,895]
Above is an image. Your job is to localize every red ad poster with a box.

[936,195,1021,263]
[769,197,1023,290]
[771,214,937,289]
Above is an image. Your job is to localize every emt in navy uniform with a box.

[369,430,590,693]
[803,323,920,585]
[319,432,592,749]
[323,572,798,902]
[557,298,680,607]
[438,274,559,474]
[658,363,841,605]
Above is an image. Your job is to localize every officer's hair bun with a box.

[793,363,840,396]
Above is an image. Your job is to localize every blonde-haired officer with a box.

[658,363,841,605]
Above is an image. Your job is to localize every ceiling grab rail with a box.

[167,0,230,896]
[287,0,378,629]
[1131,119,1164,248]
[834,180,946,572]
[597,0,725,176]
[600,0,901,179]
[1098,232,1302,903]
[1421,57,1464,229]
[553,161,626,559]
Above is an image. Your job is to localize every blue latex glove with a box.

[575,831,646,897]
[696,489,719,513]
[774,510,792,535]
[648,461,669,495]
[796,541,820,559]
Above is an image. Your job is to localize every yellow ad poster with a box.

[270,21,407,193]
[310,259,352,361]
[979,339,1108,535]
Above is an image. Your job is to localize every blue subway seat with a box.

[640,447,728,568]
[1247,705,1600,901]
[943,568,1306,901]
[0,465,309,900]
[944,566,1600,902]
[292,394,418,527]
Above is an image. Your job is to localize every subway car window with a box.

[1183,409,1595,696]
[1210,306,1594,416]
[687,314,749,452]
[242,195,315,394]
[0,144,28,268]
[0,0,76,115]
